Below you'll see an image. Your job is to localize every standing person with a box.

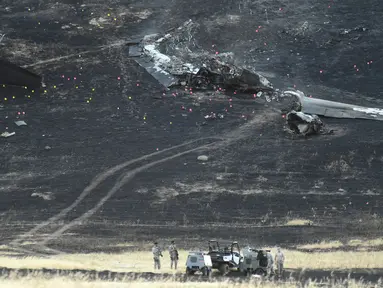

[266,250,274,276]
[168,240,179,269]
[274,247,285,277]
[152,242,163,270]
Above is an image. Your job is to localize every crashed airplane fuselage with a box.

[126,19,383,137]
[126,20,273,94]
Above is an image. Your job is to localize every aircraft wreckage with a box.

[0,58,42,89]
[126,19,383,137]
[279,90,383,136]
[126,20,273,94]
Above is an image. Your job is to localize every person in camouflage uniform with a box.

[275,247,285,277]
[152,242,163,269]
[168,240,179,269]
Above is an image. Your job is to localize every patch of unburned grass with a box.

[299,241,344,250]
[0,248,191,273]
[0,246,382,272]
[284,219,312,226]
[284,250,382,269]
[348,238,383,247]
[298,238,383,250]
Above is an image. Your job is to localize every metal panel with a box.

[133,57,177,88]
[0,59,42,88]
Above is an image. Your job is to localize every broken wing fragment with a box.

[0,58,42,88]
[283,90,383,121]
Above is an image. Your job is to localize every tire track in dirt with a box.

[39,139,223,247]
[36,116,270,248]
[10,137,221,248]
[10,108,270,253]
[21,40,130,68]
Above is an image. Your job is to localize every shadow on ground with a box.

[0,266,382,283]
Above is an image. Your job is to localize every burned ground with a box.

[0,0,382,275]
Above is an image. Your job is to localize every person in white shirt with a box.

[266,250,274,276]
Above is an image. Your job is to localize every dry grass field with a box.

[298,238,383,250]
[0,249,378,271]
[0,239,382,273]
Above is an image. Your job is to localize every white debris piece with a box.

[258,73,273,88]
[89,17,108,26]
[353,107,383,116]
[143,42,198,75]
[294,111,317,122]
[31,192,54,201]
[205,112,217,120]
[204,112,224,120]
[197,155,209,162]
[143,44,171,74]
[1,131,15,138]
[15,120,27,126]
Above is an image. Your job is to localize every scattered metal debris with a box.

[174,58,274,94]
[15,120,27,126]
[1,131,15,138]
[340,26,368,35]
[197,155,209,161]
[31,192,54,201]
[204,112,224,120]
[285,110,330,136]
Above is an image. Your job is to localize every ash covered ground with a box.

[0,0,382,254]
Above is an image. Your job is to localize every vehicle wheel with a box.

[254,268,266,276]
[186,267,195,275]
[201,267,207,276]
[219,264,229,276]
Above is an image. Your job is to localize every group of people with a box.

[151,241,285,277]
[266,247,285,277]
[152,240,179,270]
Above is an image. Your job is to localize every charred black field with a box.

[0,0,382,262]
